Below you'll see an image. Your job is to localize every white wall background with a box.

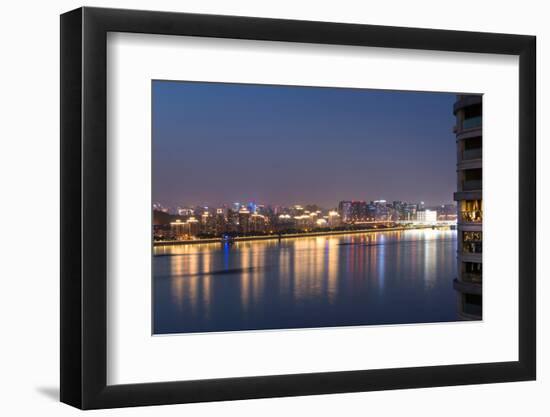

[0,0,546,415]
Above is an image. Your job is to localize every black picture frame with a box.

[60,6,536,410]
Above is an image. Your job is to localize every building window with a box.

[461,103,482,130]
[462,262,482,283]
[460,199,483,223]
[462,136,482,160]
[463,231,482,254]
[462,168,482,191]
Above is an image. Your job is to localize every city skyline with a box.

[153,196,457,242]
[153,81,457,208]
[153,197,455,214]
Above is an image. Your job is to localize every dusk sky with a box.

[152,81,457,209]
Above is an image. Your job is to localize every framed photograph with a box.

[60,7,536,409]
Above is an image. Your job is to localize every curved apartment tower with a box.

[453,94,482,320]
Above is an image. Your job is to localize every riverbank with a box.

[153,224,453,246]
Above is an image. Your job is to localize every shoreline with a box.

[153,224,453,247]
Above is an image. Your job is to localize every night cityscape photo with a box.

[152,80,483,335]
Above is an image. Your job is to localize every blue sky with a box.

[152,81,457,209]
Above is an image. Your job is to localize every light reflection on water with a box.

[154,229,458,334]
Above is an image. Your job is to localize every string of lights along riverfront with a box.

[153,199,457,244]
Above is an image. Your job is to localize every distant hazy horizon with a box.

[153,81,457,209]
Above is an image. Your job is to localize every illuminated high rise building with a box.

[238,208,251,234]
[201,211,216,235]
[250,213,268,233]
[170,217,200,240]
[293,215,311,230]
[327,210,341,227]
[186,217,200,236]
[416,209,437,223]
[215,208,226,235]
[277,214,294,231]
[350,201,367,222]
[403,203,417,221]
[372,200,389,221]
[338,201,352,223]
[170,219,187,240]
[246,201,258,214]
[453,94,483,320]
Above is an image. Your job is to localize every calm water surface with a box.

[153,229,458,334]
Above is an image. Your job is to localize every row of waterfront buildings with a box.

[153,200,455,241]
[336,200,450,223]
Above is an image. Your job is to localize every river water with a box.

[153,229,458,334]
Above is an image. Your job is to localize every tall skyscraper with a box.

[170,217,200,239]
[238,208,251,234]
[338,201,352,223]
[453,94,483,320]
[215,208,227,235]
[372,200,389,221]
[350,201,367,222]
[186,217,200,236]
[250,213,268,233]
[170,219,187,240]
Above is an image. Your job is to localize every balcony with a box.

[461,272,482,284]
[460,210,483,223]
[462,179,482,191]
[462,116,482,130]
[462,147,482,160]
[453,95,482,114]
[453,278,482,296]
